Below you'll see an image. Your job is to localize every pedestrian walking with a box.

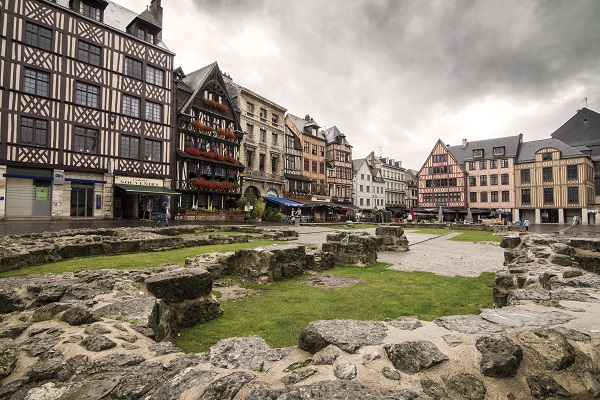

[155,197,169,227]
[523,218,530,232]
[572,216,580,226]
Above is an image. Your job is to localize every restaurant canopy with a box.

[263,197,305,207]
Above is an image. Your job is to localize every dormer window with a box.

[136,27,155,44]
[70,0,107,22]
[473,149,483,158]
[493,146,505,156]
[80,2,100,21]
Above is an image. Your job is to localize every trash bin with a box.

[295,217,300,226]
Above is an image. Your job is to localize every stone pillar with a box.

[51,169,66,219]
[558,208,564,224]
[104,173,114,219]
[512,208,520,222]
[534,208,541,224]
[581,208,589,225]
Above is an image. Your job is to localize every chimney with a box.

[519,133,523,143]
[149,0,163,28]
[462,138,468,148]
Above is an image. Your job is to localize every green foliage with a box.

[252,198,266,219]
[264,207,284,222]
[176,264,494,353]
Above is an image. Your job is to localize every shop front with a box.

[113,176,180,220]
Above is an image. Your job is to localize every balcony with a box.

[244,169,284,183]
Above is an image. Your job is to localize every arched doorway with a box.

[244,186,260,199]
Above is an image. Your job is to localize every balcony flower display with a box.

[186,147,202,157]
[188,178,238,192]
[217,128,237,140]
[191,120,215,133]
[202,98,229,113]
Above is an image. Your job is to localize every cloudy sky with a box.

[121,0,599,169]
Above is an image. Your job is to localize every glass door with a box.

[70,185,94,218]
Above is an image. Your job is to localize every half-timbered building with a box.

[417,139,467,209]
[0,0,175,219]
[322,126,353,204]
[172,62,244,213]
[515,138,595,224]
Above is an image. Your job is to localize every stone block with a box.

[146,268,213,303]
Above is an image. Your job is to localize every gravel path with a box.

[294,226,504,277]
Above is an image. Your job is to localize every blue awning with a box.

[263,197,305,207]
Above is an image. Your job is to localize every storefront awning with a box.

[263,196,305,207]
[115,184,181,196]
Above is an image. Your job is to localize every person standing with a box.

[572,216,580,226]
[295,207,302,226]
[156,197,169,227]
[523,218,530,232]
[515,218,521,229]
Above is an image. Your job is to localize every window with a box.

[259,154,266,172]
[124,57,142,80]
[479,161,487,170]
[303,141,309,153]
[73,126,98,153]
[246,102,254,115]
[246,124,254,137]
[425,179,432,188]
[366,186,370,192]
[502,191,510,202]
[77,41,101,66]
[20,117,48,146]
[23,68,49,96]
[521,169,530,183]
[136,27,155,44]
[312,144,317,155]
[304,159,309,171]
[490,174,498,185]
[320,146,325,156]
[367,175,370,181]
[144,139,161,161]
[543,188,554,204]
[80,1,101,21]
[480,175,487,186]
[522,189,531,204]
[120,135,139,159]
[542,152,552,161]
[145,101,162,122]
[122,95,140,117]
[432,154,447,163]
[359,185,363,192]
[480,192,488,202]
[271,156,278,173]
[359,198,364,206]
[469,176,476,186]
[449,192,461,202]
[473,149,483,158]
[272,114,279,125]
[470,192,477,202]
[259,108,267,119]
[500,159,509,168]
[469,162,476,171]
[490,159,497,169]
[312,161,317,172]
[449,178,457,186]
[431,166,449,174]
[246,150,254,168]
[75,82,99,107]
[366,199,370,206]
[25,22,52,51]
[567,165,578,180]
[319,162,325,174]
[491,191,498,202]
[146,65,164,87]
[567,187,579,204]
[501,174,509,185]
[493,146,505,156]
[543,167,553,182]
[270,132,278,145]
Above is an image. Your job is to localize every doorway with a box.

[70,185,94,218]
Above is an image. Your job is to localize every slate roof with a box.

[178,62,218,113]
[322,126,352,147]
[352,158,367,173]
[516,138,590,163]
[287,113,322,137]
[448,135,521,164]
[55,0,170,51]
[406,169,418,181]
[551,108,600,147]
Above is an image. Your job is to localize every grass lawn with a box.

[405,227,501,243]
[177,263,495,353]
[0,239,287,278]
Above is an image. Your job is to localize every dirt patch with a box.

[213,284,264,301]
[299,274,362,289]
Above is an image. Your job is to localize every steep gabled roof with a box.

[287,113,322,137]
[322,126,352,147]
[352,158,367,173]
[418,139,466,176]
[517,138,591,163]
[178,62,218,113]
[551,108,600,147]
[448,135,521,164]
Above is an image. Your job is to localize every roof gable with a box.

[517,138,590,162]
[418,139,466,176]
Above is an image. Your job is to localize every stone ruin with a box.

[1,228,599,399]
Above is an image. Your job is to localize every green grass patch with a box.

[0,239,288,278]
[176,264,494,353]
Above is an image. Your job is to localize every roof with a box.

[516,138,591,163]
[551,108,600,147]
[352,159,367,173]
[178,62,218,113]
[52,0,173,51]
[287,113,322,137]
[406,169,418,181]
[322,126,352,147]
[448,135,521,164]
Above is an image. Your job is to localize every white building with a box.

[353,153,386,211]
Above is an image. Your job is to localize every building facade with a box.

[173,62,244,212]
[405,169,419,207]
[236,84,286,199]
[0,0,175,219]
[417,140,467,209]
[378,156,406,210]
[322,126,353,204]
[353,153,385,211]
[285,114,328,199]
[448,135,521,216]
[515,138,595,224]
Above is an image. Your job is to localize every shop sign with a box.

[265,188,278,197]
[35,187,48,200]
[53,172,65,184]
[114,176,162,186]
